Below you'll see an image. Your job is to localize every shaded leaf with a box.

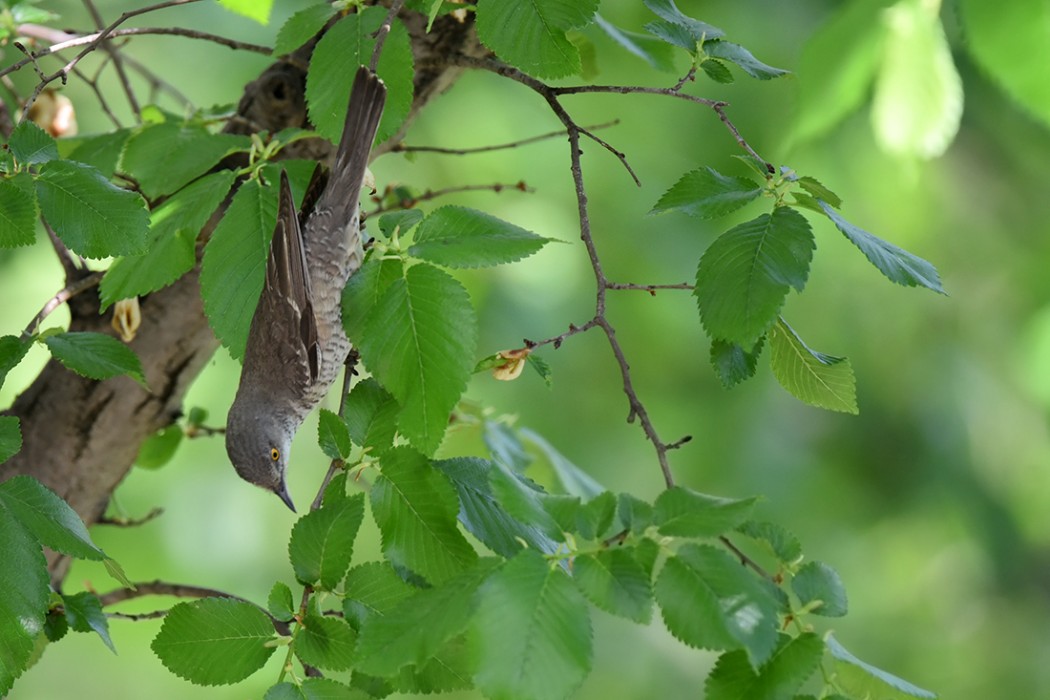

[655,543,779,666]
[706,40,789,80]
[695,207,815,347]
[473,550,592,700]
[573,549,653,623]
[274,3,337,56]
[44,332,147,387]
[653,487,757,538]
[0,475,104,560]
[651,167,762,219]
[9,120,57,164]
[0,505,48,696]
[343,562,417,631]
[371,447,478,584]
[711,338,763,388]
[306,8,414,146]
[267,582,295,623]
[792,561,848,617]
[121,122,248,199]
[317,409,352,461]
[0,417,20,465]
[35,160,149,259]
[200,178,278,360]
[288,494,365,590]
[736,520,802,565]
[342,378,399,452]
[135,426,183,470]
[705,632,824,700]
[0,173,39,248]
[295,613,356,671]
[594,15,676,71]
[62,592,114,652]
[475,0,599,79]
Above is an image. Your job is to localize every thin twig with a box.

[43,219,82,283]
[21,271,104,340]
[524,318,599,351]
[308,350,360,512]
[97,507,165,527]
[367,181,531,217]
[97,580,291,632]
[577,124,640,186]
[719,535,774,581]
[390,121,621,156]
[369,0,406,73]
[82,0,141,119]
[605,281,694,294]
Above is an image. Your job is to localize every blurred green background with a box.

[2,0,1048,697]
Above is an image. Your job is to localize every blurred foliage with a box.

[1,0,1049,698]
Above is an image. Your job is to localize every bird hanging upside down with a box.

[225,66,387,511]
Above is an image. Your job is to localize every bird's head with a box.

[225,408,296,512]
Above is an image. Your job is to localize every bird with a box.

[225,66,386,511]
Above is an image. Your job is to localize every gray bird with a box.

[225,67,386,510]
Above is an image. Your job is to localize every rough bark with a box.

[0,8,487,585]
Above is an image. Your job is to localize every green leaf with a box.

[43,332,147,387]
[617,492,654,535]
[265,682,303,700]
[789,0,888,146]
[0,505,48,696]
[408,206,551,268]
[342,378,399,452]
[792,561,847,617]
[134,426,183,470]
[475,0,599,78]
[526,353,553,387]
[35,160,150,259]
[655,543,779,666]
[520,427,605,498]
[710,338,763,388]
[827,634,937,699]
[66,130,132,179]
[0,475,105,560]
[267,582,295,623]
[151,597,276,685]
[818,201,944,293]
[317,409,352,461]
[0,335,31,393]
[576,490,617,540]
[295,613,356,671]
[342,562,417,631]
[705,632,824,700]
[960,0,1050,129]
[482,420,532,471]
[288,493,365,590]
[653,487,757,538]
[871,2,961,158]
[9,120,57,164]
[0,417,21,465]
[701,58,735,84]
[594,15,676,72]
[573,549,653,623]
[341,257,402,339]
[0,173,39,248]
[473,549,592,700]
[487,459,564,543]
[736,521,802,565]
[695,207,815,348]
[395,636,473,694]
[61,591,115,652]
[355,560,498,676]
[796,176,841,209]
[349,262,477,455]
[101,170,236,309]
[306,8,414,146]
[120,123,247,200]
[769,319,858,414]
[643,0,725,42]
[217,0,272,24]
[705,40,788,80]
[273,3,336,56]
[377,209,424,239]
[201,178,278,360]
[650,167,763,219]
[434,457,559,557]
[371,447,478,584]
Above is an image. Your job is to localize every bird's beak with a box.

[275,479,296,512]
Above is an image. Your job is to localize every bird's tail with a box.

[323,66,386,215]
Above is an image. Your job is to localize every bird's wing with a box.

[247,170,319,386]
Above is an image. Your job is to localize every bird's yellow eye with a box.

[270,448,280,462]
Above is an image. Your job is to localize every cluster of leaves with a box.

[0,476,128,695]
[651,161,943,413]
[151,411,936,700]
